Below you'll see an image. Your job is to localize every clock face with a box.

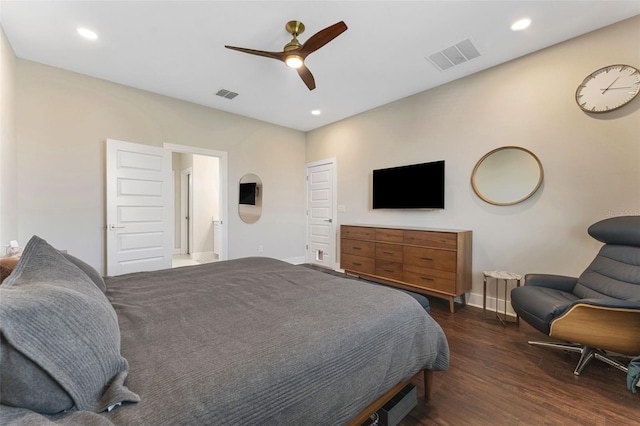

[575,64,640,113]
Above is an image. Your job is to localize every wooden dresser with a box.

[340,225,472,313]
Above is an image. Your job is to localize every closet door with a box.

[106,139,173,276]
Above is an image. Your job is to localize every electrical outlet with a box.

[258,245,264,253]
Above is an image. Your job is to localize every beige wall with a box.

[306,16,640,308]
[0,26,18,248]
[15,60,306,273]
[5,16,639,296]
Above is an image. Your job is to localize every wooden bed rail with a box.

[347,369,432,426]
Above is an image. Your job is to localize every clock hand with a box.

[601,76,619,94]
[598,86,632,90]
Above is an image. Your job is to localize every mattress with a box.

[1,256,449,425]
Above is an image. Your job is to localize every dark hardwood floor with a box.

[400,298,639,426]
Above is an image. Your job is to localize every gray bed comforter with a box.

[3,257,449,425]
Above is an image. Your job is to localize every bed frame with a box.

[347,369,432,425]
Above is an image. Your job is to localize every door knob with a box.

[324,219,333,223]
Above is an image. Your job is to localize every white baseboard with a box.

[282,255,306,265]
[467,291,517,318]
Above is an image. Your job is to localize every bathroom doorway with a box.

[166,143,227,267]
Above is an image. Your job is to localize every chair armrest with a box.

[524,273,577,292]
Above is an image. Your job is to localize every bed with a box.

[0,236,449,425]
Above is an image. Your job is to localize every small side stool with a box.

[482,270,522,326]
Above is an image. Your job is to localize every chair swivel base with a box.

[528,341,629,376]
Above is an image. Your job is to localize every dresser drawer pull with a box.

[352,246,362,250]
[420,276,434,281]
[352,262,362,266]
[382,268,394,273]
[420,257,434,261]
[382,251,395,255]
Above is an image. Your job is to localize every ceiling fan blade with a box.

[225,45,286,62]
[299,21,347,57]
[297,65,316,90]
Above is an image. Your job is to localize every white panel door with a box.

[106,139,173,276]
[306,160,336,268]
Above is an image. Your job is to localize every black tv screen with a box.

[239,182,257,205]
[373,160,445,209]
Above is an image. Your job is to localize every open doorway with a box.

[165,143,228,267]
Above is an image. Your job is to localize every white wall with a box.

[0,26,18,248]
[171,152,219,258]
[306,16,640,308]
[15,60,306,274]
[192,154,219,260]
[171,152,187,250]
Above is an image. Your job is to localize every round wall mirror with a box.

[471,146,543,206]
[238,173,262,224]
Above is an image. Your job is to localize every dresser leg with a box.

[449,297,455,313]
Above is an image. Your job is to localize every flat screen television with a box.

[373,160,445,209]
[239,182,257,205]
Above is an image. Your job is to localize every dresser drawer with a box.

[404,246,456,272]
[375,228,404,243]
[341,254,375,275]
[375,261,403,281]
[341,239,375,257]
[403,264,456,293]
[375,243,403,262]
[404,230,457,249]
[342,226,376,240]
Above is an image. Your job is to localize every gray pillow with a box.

[62,252,107,293]
[0,235,140,413]
[0,334,74,414]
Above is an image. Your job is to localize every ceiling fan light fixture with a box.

[77,27,98,40]
[225,20,347,90]
[285,55,304,69]
[511,18,531,31]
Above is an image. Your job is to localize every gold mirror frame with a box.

[238,173,262,224]
[471,146,543,206]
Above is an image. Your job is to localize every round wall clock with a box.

[575,64,640,113]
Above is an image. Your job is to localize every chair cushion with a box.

[574,245,640,301]
[511,285,580,335]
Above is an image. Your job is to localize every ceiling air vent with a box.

[216,89,239,100]
[427,38,481,71]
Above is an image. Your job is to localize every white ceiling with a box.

[1,1,639,132]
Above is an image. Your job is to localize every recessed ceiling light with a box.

[77,27,98,40]
[511,18,531,31]
[311,110,321,116]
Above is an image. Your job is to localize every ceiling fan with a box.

[225,20,348,91]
